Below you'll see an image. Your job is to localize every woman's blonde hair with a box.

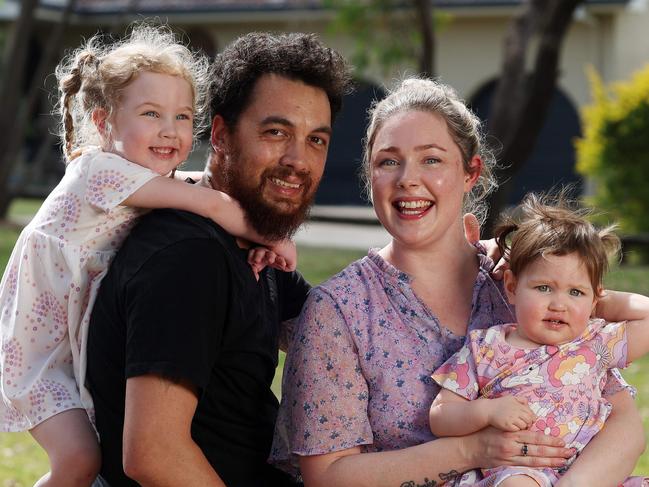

[361,77,498,224]
[55,23,210,162]
[495,190,621,296]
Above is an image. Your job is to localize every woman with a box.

[271,78,645,486]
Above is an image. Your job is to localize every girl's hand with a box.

[486,396,535,432]
[268,239,297,272]
[464,427,574,470]
[247,241,296,280]
[248,247,271,280]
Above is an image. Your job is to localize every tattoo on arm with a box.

[439,470,460,482]
[398,469,461,486]
[399,480,437,487]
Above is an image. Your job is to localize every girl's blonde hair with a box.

[55,23,210,162]
[361,77,498,224]
[495,190,621,296]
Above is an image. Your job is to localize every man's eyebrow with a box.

[314,125,332,136]
[260,116,294,127]
[260,116,332,135]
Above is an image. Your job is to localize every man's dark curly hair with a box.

[208,32,353,129]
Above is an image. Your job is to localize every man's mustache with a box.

[262,166,311,188]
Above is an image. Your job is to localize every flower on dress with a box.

[535,416,560,437]
[592,341,611,369]
[554,404,568,423]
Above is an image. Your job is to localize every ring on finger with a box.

[521,443,529,456]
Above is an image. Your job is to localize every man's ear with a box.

[92,108,109,137]
[210,115,229,153]
[503,269,517,304]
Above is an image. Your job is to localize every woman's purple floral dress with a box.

[271,248,630,485]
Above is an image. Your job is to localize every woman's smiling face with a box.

[370,110,477,248]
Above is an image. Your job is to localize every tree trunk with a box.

[0,0,39,217]
[414,0,435,78]
[0,0,78,218]
[484,0,584,232]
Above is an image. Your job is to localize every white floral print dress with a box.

[0,147,157,431]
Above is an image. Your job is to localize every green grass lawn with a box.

[0,199,647,483]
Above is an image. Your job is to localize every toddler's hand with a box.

[486,396,535,432]
[463,213,509,280]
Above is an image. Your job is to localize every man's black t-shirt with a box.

[86,209,310,486]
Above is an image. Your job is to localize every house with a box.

[2,0,648,206]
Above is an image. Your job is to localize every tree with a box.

[0,0,77,219]
[325,0,439,78]
[327,0,585,232]
[484,0,585,231]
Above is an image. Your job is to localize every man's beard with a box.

[220,147,316,241]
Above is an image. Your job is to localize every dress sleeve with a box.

[431,335,481,401]
[597,321,636,398]
[597,321,628,369]
[84,151,159,212]
[278,287,374,456]
[601,368,635,398]
[584,319,635,398]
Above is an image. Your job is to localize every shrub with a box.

[576,65,649,234]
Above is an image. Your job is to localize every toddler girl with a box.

[0,24,293,486]
[429,192,649,486]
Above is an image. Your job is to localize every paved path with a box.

[8,205,391,251]
[294,205,389,250]
[294,220,390,250]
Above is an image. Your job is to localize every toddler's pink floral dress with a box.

[433,318,648,486]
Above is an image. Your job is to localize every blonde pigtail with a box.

[58,51,100,161]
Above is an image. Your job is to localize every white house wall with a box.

[433,12,619,108]
[436,16,509,101]
[188,7,645,114]
[21,4,648,113]
[608,1,649,83]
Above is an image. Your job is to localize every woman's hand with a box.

[462,426,574,470]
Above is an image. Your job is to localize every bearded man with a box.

[86,32,352,487]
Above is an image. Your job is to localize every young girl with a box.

[0,25,293,486]
[429,192,649,487]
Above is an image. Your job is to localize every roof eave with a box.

[3,1,632,24]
